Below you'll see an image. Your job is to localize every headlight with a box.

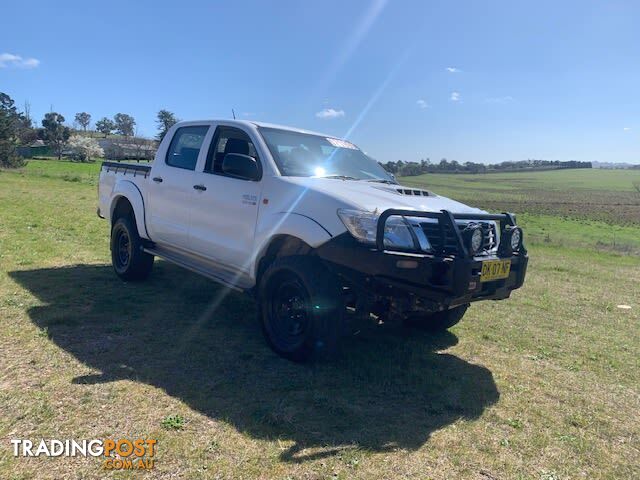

[462,224,484,255]
[383,216,416,250]
[336,209,378,244]
[337,209,430,251]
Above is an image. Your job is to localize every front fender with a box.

[251,212,336,279]
[109,180,149,239]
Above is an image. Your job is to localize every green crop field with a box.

[1,161,639,479]
[400,169,640,254]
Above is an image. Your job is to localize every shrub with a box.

[67,135,103,162]
[161,414,186,430]
[0,154,26,168]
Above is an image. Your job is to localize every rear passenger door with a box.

[189,125,263,272]
[146,125,209,248]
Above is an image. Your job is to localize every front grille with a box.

[420,221,497,255]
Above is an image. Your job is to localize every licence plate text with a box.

[480,259,511,282]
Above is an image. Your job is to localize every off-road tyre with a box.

[111,216,154,281]
[258,256,343,362]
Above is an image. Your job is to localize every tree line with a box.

[381,158,592,176]
[0,91,179,167]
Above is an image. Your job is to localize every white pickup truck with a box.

[98,120,527,361]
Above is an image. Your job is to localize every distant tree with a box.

[130,128,155,160]
[16,115,37,145]
[0,92,25,168]
[156,109,179,142]
[67,135,104,162]
[74,112,91,131]
[95,117,115,137]
[41,112,71,160]
[114,113,135,137]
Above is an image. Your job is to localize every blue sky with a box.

[1,0,639,164]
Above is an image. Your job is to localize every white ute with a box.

[98,120,528,361]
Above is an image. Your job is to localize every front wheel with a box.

[111,216,154,281]
[404,304,469,332]
[258,256,343,362]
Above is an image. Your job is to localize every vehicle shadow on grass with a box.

[10,263,499,462]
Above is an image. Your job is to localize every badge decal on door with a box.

[242,194,257,206]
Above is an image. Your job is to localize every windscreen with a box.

[259,127,394,182]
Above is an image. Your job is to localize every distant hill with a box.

[592,161,640,169]
[382,159,592,176]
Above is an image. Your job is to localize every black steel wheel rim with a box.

[115,228,131,269]
[268,276,310,350]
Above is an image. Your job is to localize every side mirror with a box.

[222,153,259,180]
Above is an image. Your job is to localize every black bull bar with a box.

[375,209,519,258]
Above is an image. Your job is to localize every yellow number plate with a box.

[480,259,512,282]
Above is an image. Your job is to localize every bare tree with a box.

[23,100,31,125]
[131,129,155,161]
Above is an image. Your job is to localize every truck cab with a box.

[98,120,528,361]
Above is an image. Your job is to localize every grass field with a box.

[400,169,640,255]
[1,161,639,479]
[401,169,640,227]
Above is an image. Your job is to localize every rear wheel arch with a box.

[111,195,135,226]
[109,181,149,239]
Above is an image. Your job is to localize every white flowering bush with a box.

[67,135,104,162]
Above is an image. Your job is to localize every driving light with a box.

[462,224,484,255]
[508,226,523,251]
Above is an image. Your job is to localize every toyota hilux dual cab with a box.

[98,120,528,361]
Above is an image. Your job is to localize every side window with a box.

[205,127,259,175]
[165,126,209,170]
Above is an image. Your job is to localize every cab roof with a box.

[175,119,333,139]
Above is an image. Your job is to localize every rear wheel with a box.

[111,216,154,281]
[405,304,469,332]
[258,256,343,362]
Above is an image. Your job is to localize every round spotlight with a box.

[463,224,484,255]
[509,227,523,251]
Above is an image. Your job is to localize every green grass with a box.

[1,163,639,479]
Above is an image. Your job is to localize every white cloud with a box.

[0,52,40,69]
[450,91,461,102]
[446,67,460,73]
[416,99,429,109]
[485,95,514,104]
[623,127,631,131]
[316,108,345,119]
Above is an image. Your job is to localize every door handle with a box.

[193,184,207,191]
[152,177,163,183]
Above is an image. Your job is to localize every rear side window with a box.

[165,126,209,170]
